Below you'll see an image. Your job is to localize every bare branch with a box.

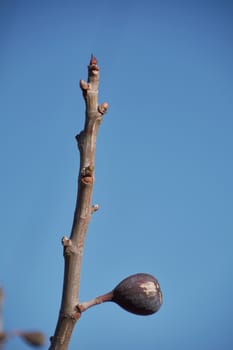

[49,56,108,350]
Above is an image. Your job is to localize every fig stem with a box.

[77,291,113,312]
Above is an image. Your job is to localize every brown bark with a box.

[49,56,108,350]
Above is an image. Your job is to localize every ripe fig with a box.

[77,273,162,316]
[112,273,162,315]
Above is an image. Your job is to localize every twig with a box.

[49,55,108,350]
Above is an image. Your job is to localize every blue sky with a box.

[1,0,233,349]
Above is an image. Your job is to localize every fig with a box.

[112,273,162,315]
[78,273,162,316]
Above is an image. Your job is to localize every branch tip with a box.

[88,54,99,72]
[90,54,98,66]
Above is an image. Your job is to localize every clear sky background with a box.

[1,0,233,349]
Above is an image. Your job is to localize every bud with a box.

[90,54,98,65]
[0,332,7,346]
[19,331,45,347]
